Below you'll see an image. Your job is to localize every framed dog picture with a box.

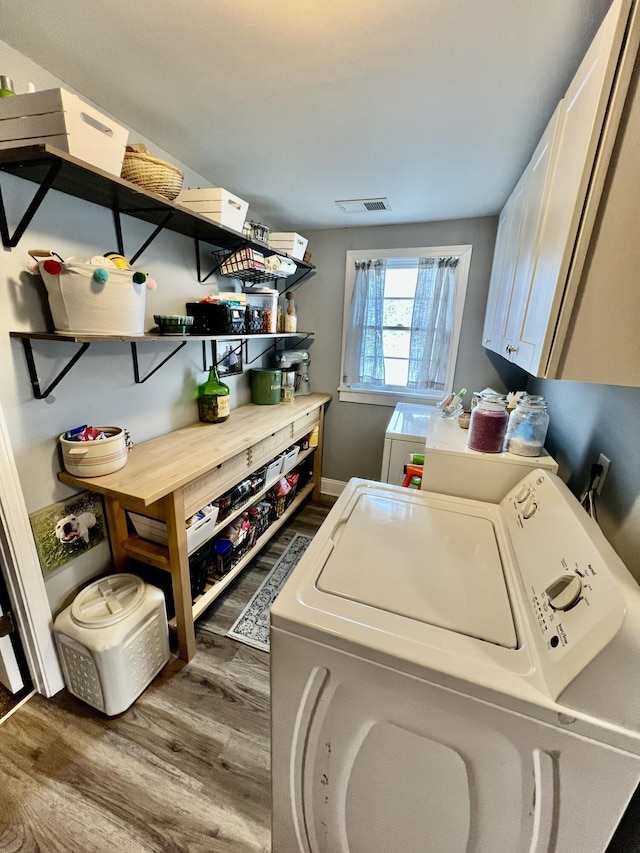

[214,339,244,377]
[29,491,106,576]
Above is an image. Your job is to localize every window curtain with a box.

[407,257,459,391]
[343,259,386,385]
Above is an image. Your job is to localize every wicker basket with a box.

[120,145,184,200]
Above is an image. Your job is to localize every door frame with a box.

[0,401,63,696]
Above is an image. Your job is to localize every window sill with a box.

[337,386,440,408]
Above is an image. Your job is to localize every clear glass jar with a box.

[467,395,508,453]
[505,395,549,457]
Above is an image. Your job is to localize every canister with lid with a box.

[467,394,508,453]
[505,395,549,457]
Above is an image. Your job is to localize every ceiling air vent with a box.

[335,198,392,214]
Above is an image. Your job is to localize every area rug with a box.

[227,533,313,652]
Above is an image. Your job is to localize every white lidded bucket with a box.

[38,258,147,335]
[59,426,129,477]
[53,573,170,715]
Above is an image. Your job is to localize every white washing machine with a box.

[270,471,640,852]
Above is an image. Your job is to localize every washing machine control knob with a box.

[545,573,582,611]
[521,499,537,519]
[515,484,531,504]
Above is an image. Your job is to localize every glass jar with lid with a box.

[505,395,549,457]
[467,394,508,453]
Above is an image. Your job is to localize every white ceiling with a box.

[1,0,613,230]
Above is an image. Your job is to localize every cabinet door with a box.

[507,103,564,373]
[482,171,528,359]
[518,0,631,376]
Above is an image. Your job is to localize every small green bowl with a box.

[153,314,194,335]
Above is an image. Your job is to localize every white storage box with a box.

[265,455,285,486]
[282,445,300,474]
[129,505,219,555]
[268,232,308,260]
[0,88,129,176]
[53,574,170,716]
[175,188,249,233]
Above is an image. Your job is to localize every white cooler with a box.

[54,574,170,716]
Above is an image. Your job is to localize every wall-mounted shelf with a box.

[0,144,315,286]
[9,330,314,400]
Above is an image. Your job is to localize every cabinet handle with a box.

[506,345,519,354]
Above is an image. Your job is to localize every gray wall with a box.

[528,378,640,580]
[295,219,527,483]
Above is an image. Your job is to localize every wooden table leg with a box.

[164,489,196,662]
[312,404,326,502]
[103,496,130,571]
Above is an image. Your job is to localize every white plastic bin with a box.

[0,88,129,176]
[128,505,219,555]
[53,574,170,716]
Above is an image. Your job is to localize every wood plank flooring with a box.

[0,498,334,853]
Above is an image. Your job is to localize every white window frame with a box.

[338,245,472,406]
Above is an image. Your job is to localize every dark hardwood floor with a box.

[0,498,334,853]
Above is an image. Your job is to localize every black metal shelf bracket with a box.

[245,333,312,365]
[18,337,91,400]
[130,340,189,384]
[112,208,176,265]
[0,159,62,248]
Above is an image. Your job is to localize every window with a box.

[339,245,472,406]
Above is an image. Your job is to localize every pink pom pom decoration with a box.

[145,277,158,291]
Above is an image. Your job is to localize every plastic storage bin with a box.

[53,574,170,716]
[243,287,278,332]
[128,504,219,555]
[175,187,248,232]
[186,302,246,335]
[0,88,128,176]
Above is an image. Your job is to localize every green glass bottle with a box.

[198,365,230,424]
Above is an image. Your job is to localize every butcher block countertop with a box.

[58,393,331,506]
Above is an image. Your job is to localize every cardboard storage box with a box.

[0,88,129,176]
[129,506,219,555]
[175,188,249,233]
[268,232,308,260]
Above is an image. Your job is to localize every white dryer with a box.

[270,471,640,852]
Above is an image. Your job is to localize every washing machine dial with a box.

[521,499,537,519]
[545,573,582,611]
[515,484,531,504]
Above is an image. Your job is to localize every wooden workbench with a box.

[59,393,331,661]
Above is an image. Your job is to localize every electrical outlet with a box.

[596,453,611,494]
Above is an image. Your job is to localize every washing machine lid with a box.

[71,573,146,628]
[317,491,517,649]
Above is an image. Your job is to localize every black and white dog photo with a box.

[55,512,97,545]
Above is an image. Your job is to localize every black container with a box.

[245,304,264,334]
[187,302,246,335]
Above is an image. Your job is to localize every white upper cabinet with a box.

[483,0,640,385]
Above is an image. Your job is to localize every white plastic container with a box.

[59,426,129,478]
[268,232,308,260]
[53,574,170,716]
[0,88,129,176]
[175,187,249,232]
[282,445,300,474]
[128,504,219,555]
[37,258,147,336]
[243,287,278,332]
